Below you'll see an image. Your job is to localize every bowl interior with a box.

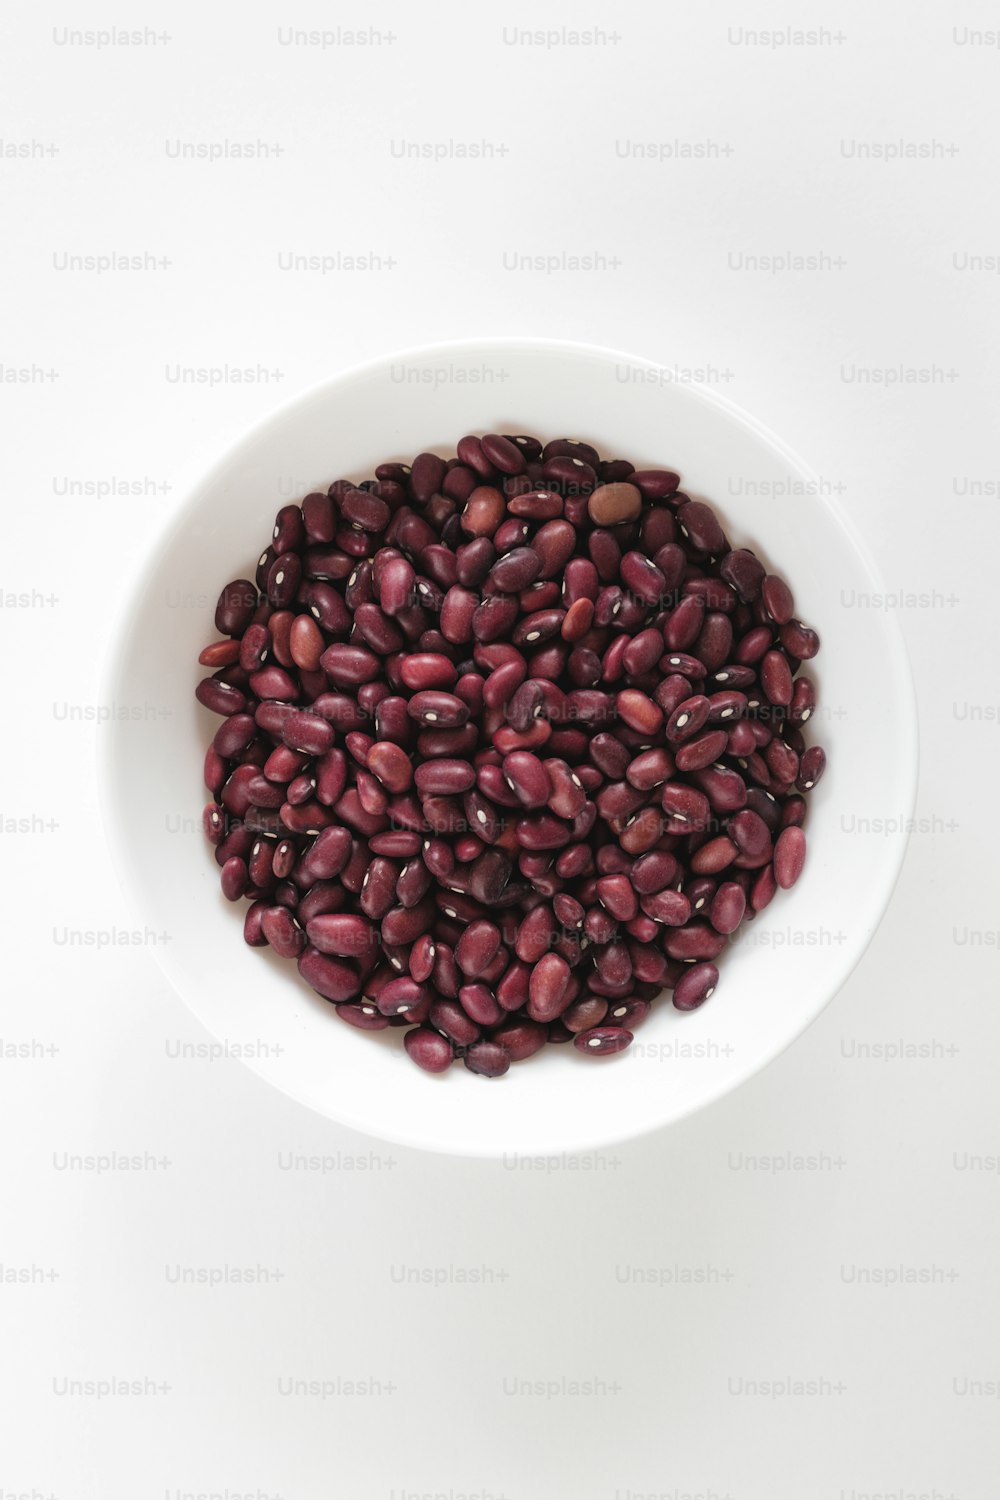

[101,339,916,1156]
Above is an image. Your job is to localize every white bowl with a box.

[100,337,917,1157]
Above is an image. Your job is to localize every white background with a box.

[2,2,998,1496]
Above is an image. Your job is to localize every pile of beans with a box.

[197,434,824,1078]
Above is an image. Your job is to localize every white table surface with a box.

[2,2,997,1495]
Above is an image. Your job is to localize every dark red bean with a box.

[320,643,380,687]
[220,856,248,901]
[675,500,726,554]
[672,963,719,1011]
[463,1041,510,1077]
[728,809,772,863]
[306,913,376,957]
[404,1027,454,1073]
[761,574,794,625]
[690,836,739,875]
[377,555,416,616]
[774,826,807,888]
[665,924,726,961]
[244,900,269,946]
[760,650,793,707]
[573,1026,633,1056]
[780,619,820,659]
[407,691,470,728]
[196,677,246,716]
[215,579,258,636]
[751,863,778,911]
[455,920,501,978]
[528,953,571,1022]
[674,731,729,772]
[281,710,335,756]
[200,638,243,671]
[709,881,746,935]
[796,745,826,791]
[502,750,550,808]
[261,905,305,958]
[403,454,444,507]
[302,491,336,543]
[414,759,476,796]
[640,889,691,926]
[337,1003,389,1030]
[720,548,765,602]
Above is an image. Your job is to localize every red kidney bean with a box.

[774,826,807,888]
[306,913,375,957]
[795,745,826,791]
[212,712,255,759]
[460,485,504,538]
[605,998,649,1028]
[709,881,746,935]
[559,996,608,1034]
[765,737,800,785]
[319,643,380,687]
[574,1026,633,1056]
[298,882,345,924]
[665,924,727,962]
[428,998,478,1047]
[237,623,269,674]
[675,501,726,554]
[404,1027,453,1072]
[456,984,502,1028]
[664,594,705,652]
[244,900,269,946]
[501,751,548,808]
[665,694,710,744]
[302,491,335,543]
[204,802,226,845]
[720,548,765,601]
[728,809,771,864]
[261,905,305,958]
[266,553,302,610]
[615,690,663,735]
[623,466,679,501]
[414,759,476,796]
[271,504,304,554]
[631,850,678,895]
[785,676,815,727]
[376,555,416,617]
[406,691,469,728]
[460,1041,508,1077]
[526,952,571,1022]
[660,783,711,833]
[455,920,501,978]
[675,731,729,772]
[640,889,691,926]
[586,482,641,526]
[761,649,793,707]
[619,552,666,606]
[279,710,334,757]
[761,574,794,624]
[336,1002,389,1030]
[780,619,820,659]
[215,579,258,636]
[690,836,739,875]
[672,963,719,1011]
[220,855,249,901]
[196,677,246,717]
[596,875,638,922]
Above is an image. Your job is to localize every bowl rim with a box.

[98,334,920,1155]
